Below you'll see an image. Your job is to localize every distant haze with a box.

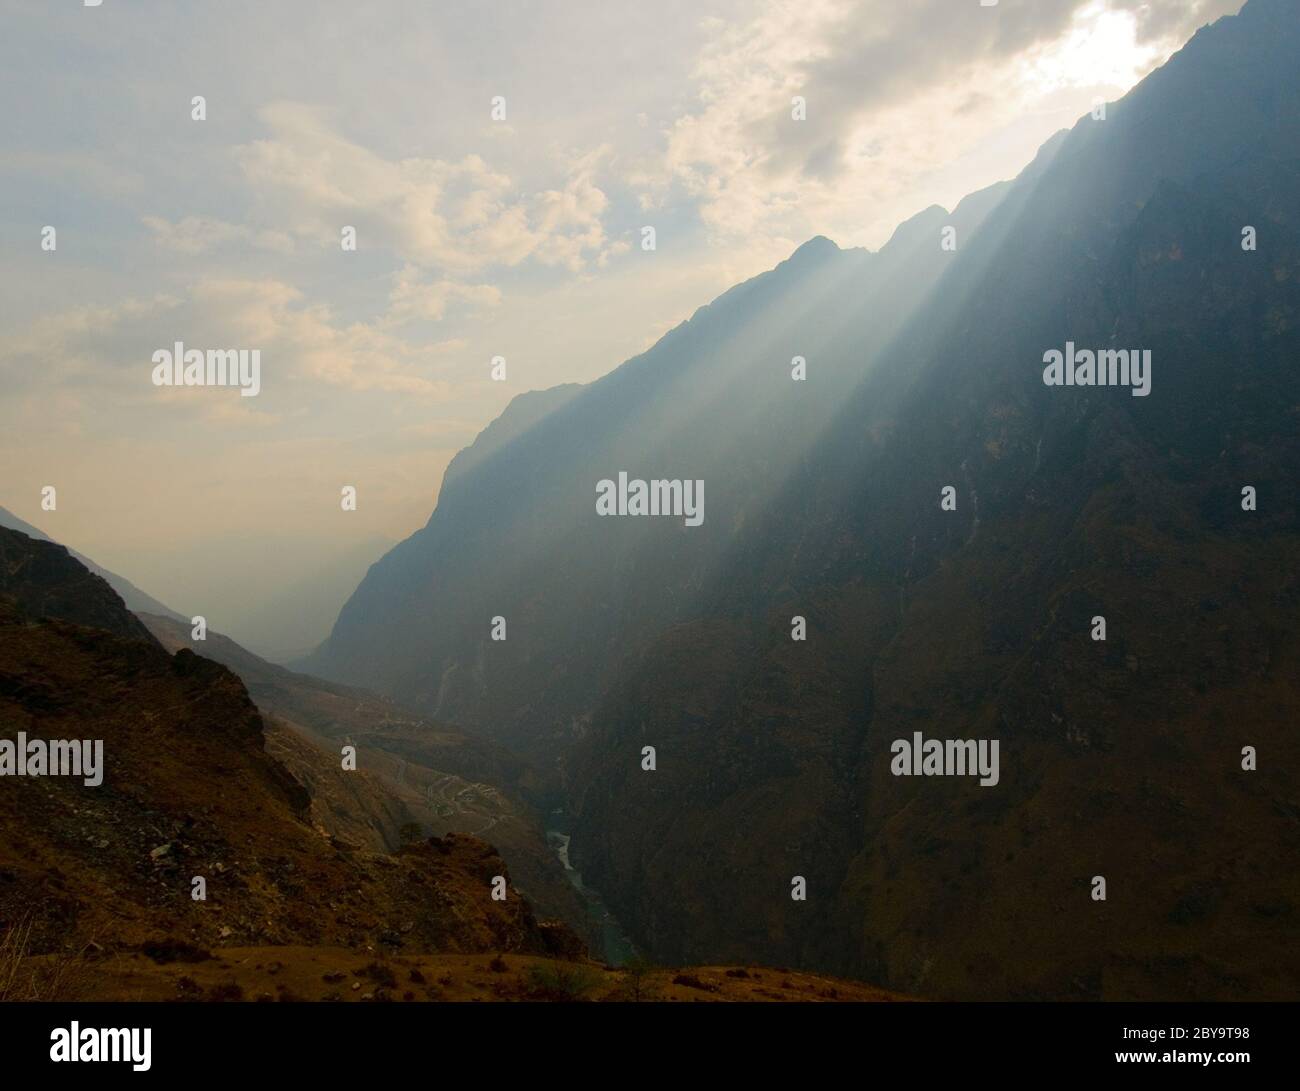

[0,0,1241,651]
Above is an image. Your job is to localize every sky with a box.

[0,0,1243,656]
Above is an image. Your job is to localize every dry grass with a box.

[0,915,98,1002]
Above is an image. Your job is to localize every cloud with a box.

[0,0,1245,649]
[0,295,183,390]
[186,278,454,395]
[778,0,1241,160]
[143,215,295,255]
[234,102,618,273]
[383,265,502,326]
[644,0,1243,247]
[0,278,460,410]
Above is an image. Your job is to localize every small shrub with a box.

[359,962,397,988]
[140,939,212,965]
[527,962,601,1001]
[622,953,655,1002]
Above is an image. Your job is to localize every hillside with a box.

[1,527,904,1003]
[304,185,1010,759]
[37,948,904,1003]
[302,0,1299,999]
[570,0,1300,999]
[0,506,185,624]
[140,612,592,945]
[0,529,578,971]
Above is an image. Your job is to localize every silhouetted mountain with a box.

[306,0,1299,998]
[307,174,1010,763]
[0,507,185,624]
[0,526,160,644]
[441,383,585,488]
[571,0,1300,999]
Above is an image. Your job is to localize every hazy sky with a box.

[0,0,1241,652]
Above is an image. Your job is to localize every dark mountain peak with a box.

[0,525,159,645]
[1204,0,1297,38]
[0,505,185,623]
[0,505,46,542]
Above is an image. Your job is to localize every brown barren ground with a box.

[17,946,910,1003]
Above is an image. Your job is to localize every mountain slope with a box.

[570,0,1300,999]
[0,525,160,644]
[0,506,185,624]
[139,612,593,945]
[0,529,577,965]
[1,530,907,1002]
[307,179,1011,761]
[307,0,1298,999]
[297,0,1298,999]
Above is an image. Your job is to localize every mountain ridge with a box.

[297,0,1298,999]
[0,506,186,625]
[568,0,1300,998]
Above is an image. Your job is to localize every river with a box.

[546,816,639,965]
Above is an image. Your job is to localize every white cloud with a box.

[234,102,618,274]
[186,278,454,396]
[640,0,1242,250]
[383,265,501,326]
[0,279,460,407]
